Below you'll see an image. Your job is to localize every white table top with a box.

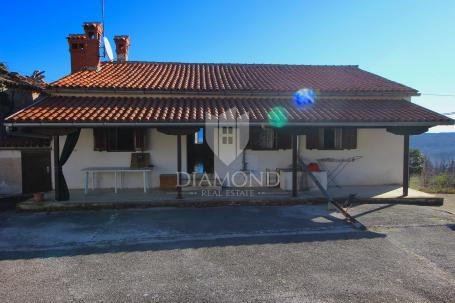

[82,167,153,172]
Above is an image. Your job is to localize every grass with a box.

[410,174,455,194]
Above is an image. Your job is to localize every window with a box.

[248,127,292,150]
[249,128,276,150]
[306,127,357,150]
[221,126,234,145]
[93,128,146,152]
[106,128,135,151]
[321,128,342,149]
[194,128,204,144]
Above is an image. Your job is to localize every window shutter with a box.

[276,129,291,149]
[306,128,319,149]
[134,128,146,150]
[342,128,357,149]
[93,128,107,151]
[247,127,260,150]
[248,127,280,150]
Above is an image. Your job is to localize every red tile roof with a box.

[50,62,417,95]
[6,96,451,126]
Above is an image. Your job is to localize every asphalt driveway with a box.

[1,203,455,302]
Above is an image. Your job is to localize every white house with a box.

[4,22,453,201]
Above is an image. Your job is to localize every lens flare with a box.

[293,88,316,107]
[268,106,289,128]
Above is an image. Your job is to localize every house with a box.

[0,64,50,195]
[4,22,453,201]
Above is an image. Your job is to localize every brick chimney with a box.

[113,36,130,62]
[67,22,103,73]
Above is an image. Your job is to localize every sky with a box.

[1,0,454,131]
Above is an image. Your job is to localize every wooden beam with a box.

[34,128,79,136]
[292,134,298,197]
[157,126,199,136]
[177,134,183,199]
[403,134,410,197]
[53,135,60,200]
[387,126,429,136]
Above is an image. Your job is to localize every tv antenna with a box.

[101,0,114,61]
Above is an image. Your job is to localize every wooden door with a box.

[187,128,214,174]
[21,150,52,193]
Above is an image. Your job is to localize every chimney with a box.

[67,22,103,73]
[113,36,130,62]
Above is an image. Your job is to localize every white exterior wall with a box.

[300,128,404,186]
[57,128,403,189]
[0,150,22,194]
[56,129,187,189]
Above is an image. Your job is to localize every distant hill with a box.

[411,132,455,163]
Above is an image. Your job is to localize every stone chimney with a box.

[113,36,130,62]
[67,22,103,73]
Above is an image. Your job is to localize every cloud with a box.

[428,114,455,133]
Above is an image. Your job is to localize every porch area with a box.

[17,185,442,212]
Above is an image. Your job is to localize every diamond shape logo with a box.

[205,107,249,166]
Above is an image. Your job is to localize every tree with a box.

[409,148,425,175]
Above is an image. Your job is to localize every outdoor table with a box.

[81,167,153,194]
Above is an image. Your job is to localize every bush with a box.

[410,150,455,193]
[431,174,454,190]
[409,148,425,175]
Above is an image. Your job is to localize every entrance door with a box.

[187,128,214,173]
[21,150,52,194]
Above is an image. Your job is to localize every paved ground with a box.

[1,203,455,302]
[435,194,455,214]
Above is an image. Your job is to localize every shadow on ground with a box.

[0,205,385,260]
[0,230,384,260]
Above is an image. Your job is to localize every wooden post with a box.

[292,134,298,197]
[53,135,60,200]
[403,134,410,197]
[177,134,183,199]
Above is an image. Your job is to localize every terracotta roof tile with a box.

[6,96,451,125]
[50,62,417,94]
